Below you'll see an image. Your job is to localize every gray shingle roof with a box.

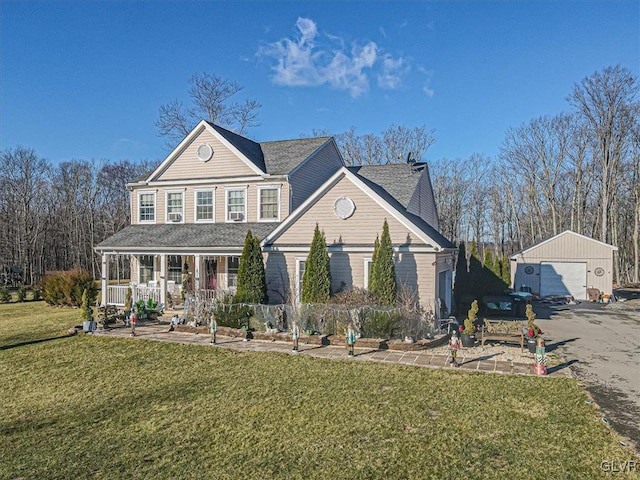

[209,122,331,176]
[260,137,332,175]
[96,223,279,250]
[348,164,421,208]
[348,164,455,250]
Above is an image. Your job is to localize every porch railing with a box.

[106,285,129,306]
[134,286,161,305]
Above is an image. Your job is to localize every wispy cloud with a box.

[258,17,410,97]
[418,66,435,98]
[378,54,410,90]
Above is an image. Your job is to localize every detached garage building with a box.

[510,230,617,300]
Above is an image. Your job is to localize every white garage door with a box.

[540,262,587,300]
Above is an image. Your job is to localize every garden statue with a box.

[346,322,356,356]
[210,316,217,344]
[533,337,548,375]
[292,321,300,352]
[448,330,461,367]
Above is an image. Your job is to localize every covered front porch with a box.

[100,252,241,306]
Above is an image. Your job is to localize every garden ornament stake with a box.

[448,331,461,367]
[292,321,300,352]
[346,322,356,356]
[130,312,137,337]
[533,337,548,375]
[210,316,217,344]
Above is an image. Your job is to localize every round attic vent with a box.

[197,143,214,161]
[333,196,355,220]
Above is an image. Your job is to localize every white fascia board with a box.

[95,247,244,256]
[511,230,618,258]
[262,245,439,254]
[262,166,444,249]
[145,121,265,182]
[146,121,209,181]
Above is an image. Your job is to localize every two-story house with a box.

[96,120,456,315]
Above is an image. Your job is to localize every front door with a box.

[205,258,218,290]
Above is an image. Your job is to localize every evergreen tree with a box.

[500,256,512,287]
[369,235,380,292]
[236,229,267,304]
[483,247,494,271]
[370,219,396,306]
[301,224,331,303]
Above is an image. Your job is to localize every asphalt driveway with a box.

[534,294,640,450]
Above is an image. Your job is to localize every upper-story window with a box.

[139,192,156,223]
[195,189,215,222]
[226,187,246,222]
[166,190,184,223]
[258,186,280,222]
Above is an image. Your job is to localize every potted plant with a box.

[459,299,479,347]
[134,299,147,320]
[524,304,543,353]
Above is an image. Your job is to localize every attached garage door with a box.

[539,262,587,300]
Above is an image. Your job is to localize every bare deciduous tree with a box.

[568,65,639,244]
[156,73,261,145]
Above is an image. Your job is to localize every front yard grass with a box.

[1,302,637,479]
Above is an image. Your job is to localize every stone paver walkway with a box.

[97,322,572,378]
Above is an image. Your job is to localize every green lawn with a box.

[0,303,637,479]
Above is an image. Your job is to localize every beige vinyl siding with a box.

[511,231,616,297]
[289,141,343,210]
[130,181,289,225]
[155,128,258,181]
[265,250,438,307]
[274,175,426,246]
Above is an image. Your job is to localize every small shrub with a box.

[329,287,376,308]
[32,287,42,301]
[0,285,11,303]
[361,311,401,339]
[462,300,479,335]
[146,297,157,309]
[17,285,27,302]
[212,294,253,329]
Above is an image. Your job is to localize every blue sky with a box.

[1,1,638,164]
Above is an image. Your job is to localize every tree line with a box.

[0,152,155,285]
[1,65,638,287]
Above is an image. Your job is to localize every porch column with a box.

[101,253,110,306]
[194,254,201,291]
[159,254,166,306]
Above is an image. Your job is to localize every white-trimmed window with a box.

[227,256,240,289]
[138,191,156,223]
[167,255,183,284]
[166,190,184,223]
[364,258,373,289]
[195,189,215,222]
[139,255,154,284]
[226,187,247,222]
[258,185,280,221]
[296,258,306,304]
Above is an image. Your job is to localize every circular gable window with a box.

[197,143,214,162]
[333,196,355,220]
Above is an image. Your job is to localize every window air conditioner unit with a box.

[168,212,182,222]
[229,212,244,221]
